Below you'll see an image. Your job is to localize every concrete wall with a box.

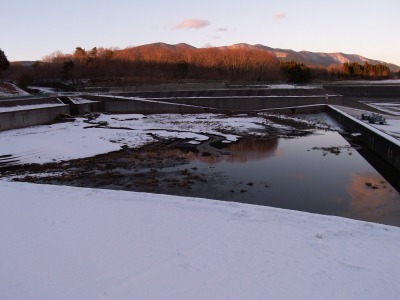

[261,105,328,114]
[70,102,101,115]
[108,82,228,93]
[324,84,400,98]
[327,106,400,171]
[0,97,63,107]
[85,95,343,114]
[102,100,224,114]
[116,88,330,98]
[154,95,343,111]
[0,105,70,131]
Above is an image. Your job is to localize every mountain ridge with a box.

[126,42,399,72]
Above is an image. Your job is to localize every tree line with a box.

[1,45,397,87]
[4,45,283,85]
[329,62,391,79]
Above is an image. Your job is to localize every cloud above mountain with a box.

[272,12,287,20]
[173,19,210,30]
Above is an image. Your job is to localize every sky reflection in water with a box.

[186,130,400,226]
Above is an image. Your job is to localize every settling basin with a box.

[161,130,400,226]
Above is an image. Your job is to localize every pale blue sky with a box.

[1,0,399,66]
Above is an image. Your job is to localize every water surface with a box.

[177,130,400,226]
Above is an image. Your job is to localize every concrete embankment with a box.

[324,83,400,98]
[0,105,70,131]
[85,87,343,114]
[327,106,400,171]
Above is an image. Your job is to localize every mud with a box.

[0,113,315,196]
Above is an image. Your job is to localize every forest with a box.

[2,44,396,87]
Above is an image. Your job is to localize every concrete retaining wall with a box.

[108,82,228,93]
[154,96,343,111]
[101,99,223,114]
[261,105,328,114]
[324,84,400,98]
[70,102,101,115]
[327,106,400,171]
[85,95,343,114]
[0,97,63,107]
[0,105,70,131]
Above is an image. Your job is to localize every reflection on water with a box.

[224,139,280,163]
[346,173,400,225]
[180,130,400,226]
[189,138,280,164]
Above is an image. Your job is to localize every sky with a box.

[1,0,399,66]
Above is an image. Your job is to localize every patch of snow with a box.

[28,86,60,94]
[333,105,400,140]
[369,119,400,139]
[0,103,67,113]
[0,113,266,165]
[330,106,400,145]
[0,83,30,97]
[364,102,400,116]
[1,181,399,300]
[69,97,98,104]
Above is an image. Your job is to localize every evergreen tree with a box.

[0,48,10,72]
[280,61,310,83]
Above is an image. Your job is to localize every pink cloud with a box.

[173,19,210,30]
[272,12,287,20]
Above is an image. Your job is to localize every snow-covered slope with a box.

[0,82,29,97]
[1,181,399,300]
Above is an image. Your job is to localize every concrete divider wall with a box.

[102,100,222,114]
[85,95,343,113]
[0,97,63,107]
[153,95,343,110]
[0,105,70,131]
[324,84,400,98]
[108,82,228,93]
[327,106,400,171]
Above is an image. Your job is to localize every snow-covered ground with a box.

[1,181,399,300]
[1,111,399,299]
[364,101,400,116]
[333,105,400,140]
[230,83,321,89]
[0,103,67,113]
[0,83,29,97]
[0,113,317,165]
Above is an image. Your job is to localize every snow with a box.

[28,86,60,94]
[333,105,400,141]
[330,106,400,145]
[1,108,399,299]
[364,102,400,116]
[0,83,30,97]
[69,96,98,104]
[229,84,320,89]
[1,181,399,300]
[0,113,269,165]
[370,119,400,139]
[0,103,66,113]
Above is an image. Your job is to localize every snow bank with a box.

[1,181,399,300]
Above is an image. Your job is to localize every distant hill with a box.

[227,43,400,72]
[118,43,399,72]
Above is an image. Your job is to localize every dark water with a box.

[175,130,400,226]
